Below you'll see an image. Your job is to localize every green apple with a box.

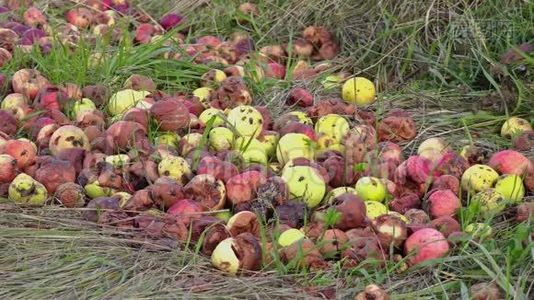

[193,87,214,108]
[105,154,130,168]
[209,127,235,152]
[365,200,388,220]
[355,176,386,202]
[234,136,268,165]
[281,165,326,208]
[155,132,180,149]
[342,77,376,106]
[278,228,305,247]
[494,175,525,203]
[322,74,343,90]
[107,89,150,116]
[276,133,315,166]
[8,173,48,206]
[199,107,225,127]
[71,98,96,119]
[461,164,499,193]
[470,189,506,216]
[158,155,192,184]
[315,114,350,143]
[84,182,115,199]
[465,223,492,240]
[258,132,279,158]
[287,111,313,125]
[227,105,263,137]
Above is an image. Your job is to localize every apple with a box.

[8,173,48,206]
[281,165,326,208]
[342,77,376,106]
[107,89,150,116]
[227,105,263,137]
[355,176,387,202]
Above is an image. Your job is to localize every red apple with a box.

[404,228,449,266]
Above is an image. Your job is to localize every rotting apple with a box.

[0,154,17,183]
[157,155,192,184]
[501,117,532,137]
[488,150,533,176]
[4,139,37,169]
[226,171,266,205]
[8,173,48,206]
[426,189,461,219]
[226,210,259,236]
[184,174,226,210]
[11,68,50,100]
[48,125,90,156]
[461,164,499,193]
[211,233,262,275]
[54,182,85,208]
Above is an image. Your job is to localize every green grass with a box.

[0,0,533,298]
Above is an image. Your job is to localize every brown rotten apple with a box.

[225,171,266,205]
[0,110,18,137]
[331,193,367,231]
[54,182,85,208]
[35,157,76,193]
[104,121,151,154]
[12,69,50,100]
[150,99,190,131]
[226,210,259,236]
[211,232,262,275]
[184,174,226,211]
[149,176,185,210]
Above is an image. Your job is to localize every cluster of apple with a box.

[1,59,533,276]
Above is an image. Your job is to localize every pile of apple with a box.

[0,0,533,278]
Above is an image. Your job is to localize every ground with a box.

[0,0,533,299]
